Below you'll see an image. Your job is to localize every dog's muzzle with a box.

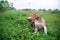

[27,19,32,22]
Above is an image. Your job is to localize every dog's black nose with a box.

[27,19,30,21]
[27,19,32,22]
[27,18,29,20]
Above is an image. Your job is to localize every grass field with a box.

[0,10,60,40]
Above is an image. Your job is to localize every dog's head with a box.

[27,14,39,22]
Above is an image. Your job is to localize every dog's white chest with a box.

[34,20,43,28]
[35,20,40,25]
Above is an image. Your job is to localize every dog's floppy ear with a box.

[31,13,39,20]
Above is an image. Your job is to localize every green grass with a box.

[0,10,60,40]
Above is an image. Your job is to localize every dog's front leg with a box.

[43,25,47,34]
[34,28,38,33]
[34,25,38,33]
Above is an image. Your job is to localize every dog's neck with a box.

[36,17,42,23]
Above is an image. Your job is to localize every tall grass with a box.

[0,10,60,40]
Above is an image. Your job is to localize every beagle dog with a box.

[27,14,47,34]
